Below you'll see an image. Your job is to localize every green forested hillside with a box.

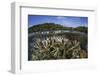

[74,26,88,34]
[28,23,72,33]
[28,23,87,34]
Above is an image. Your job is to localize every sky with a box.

[28,15,88,28]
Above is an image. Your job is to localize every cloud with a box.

[28,25,34,28]
[56,16,66,19]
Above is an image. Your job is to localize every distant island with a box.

[28,23,88,34]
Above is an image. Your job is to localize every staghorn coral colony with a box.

[28,31,87,60]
